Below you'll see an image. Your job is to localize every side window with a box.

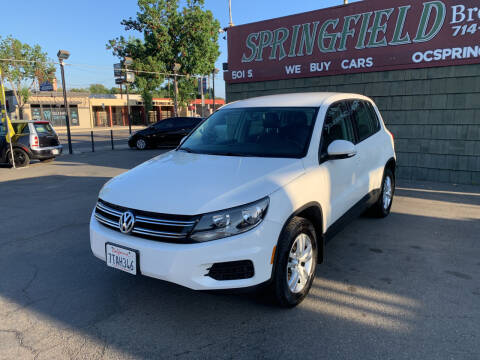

[156,119,175,130]
[350,100,379,142]
[178,118,196,128]
[365,102,381,132]
[320,102,355,161]
[12,123,29,134]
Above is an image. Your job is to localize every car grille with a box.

[94,199,199,243]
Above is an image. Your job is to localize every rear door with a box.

[33,122,59,147]
[319,101,359,223]
[348,100,383,196]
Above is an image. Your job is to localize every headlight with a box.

[190,197,269,242]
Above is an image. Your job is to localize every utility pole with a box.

[212,68,219,113]
[172,63,181,117]
[123,57,134,134]
[228,0,234,27]
[57,50,73,155]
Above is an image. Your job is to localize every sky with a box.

[2,0,359,98]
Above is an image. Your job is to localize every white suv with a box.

[90,93,396,307]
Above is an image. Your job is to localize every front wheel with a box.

[7,148,30,168]
[272,217,318,307]
[135,138,147,150]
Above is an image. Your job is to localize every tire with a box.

[271,216,318,307]
[7,148,30,168]
[370,168,395,218]
[135,138,147,150]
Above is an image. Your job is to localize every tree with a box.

[0,36,55,118]
[89,83,110,94]
[107,0,220,113]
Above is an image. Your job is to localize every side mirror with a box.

[327,140,356,160]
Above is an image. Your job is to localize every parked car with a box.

[0,120,63,167]
[91,93,396,307]
[128,117,203,150]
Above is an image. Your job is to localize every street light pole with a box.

[57,50,72,155]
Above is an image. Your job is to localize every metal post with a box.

[59,60,73,154]
[91,131,95,152]
[125,83,132,134]
[110,129,114,150]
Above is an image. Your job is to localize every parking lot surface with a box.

[1,150,479,360]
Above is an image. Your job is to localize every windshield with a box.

[179,107,318,158]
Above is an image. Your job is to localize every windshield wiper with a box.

[213,152,253,157]
[178,147,196,153]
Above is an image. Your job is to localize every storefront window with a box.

[31,105,41,120]
[36,105,79,127]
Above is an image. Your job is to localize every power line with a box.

[0,58,222,79]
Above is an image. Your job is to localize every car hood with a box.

[99,150,305,215]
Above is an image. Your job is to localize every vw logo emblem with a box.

[119,211,135,234]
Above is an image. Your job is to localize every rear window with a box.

[34,123,55,134]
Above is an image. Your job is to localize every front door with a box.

[319,101,359,224]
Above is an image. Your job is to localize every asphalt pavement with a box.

[0,150,479,359]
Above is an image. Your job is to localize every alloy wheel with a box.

[136,139,146,150]
[287,233,314,293]
[383,176,393,210]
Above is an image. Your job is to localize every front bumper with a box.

[89,211,281,290]
[31,145,63,159]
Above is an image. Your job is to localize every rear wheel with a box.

[271,217,317,307]
[7,148,30,167]
[370,168,395,217]
[135,138,147,150]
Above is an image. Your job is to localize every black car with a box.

[128,117,203,150]
[0,121,63,167]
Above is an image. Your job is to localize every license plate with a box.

[52,149,59,155]
[106,244,137,275]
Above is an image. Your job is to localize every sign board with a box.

[39,81,54,91]
[225,0,480,83]
[114,63,123,78]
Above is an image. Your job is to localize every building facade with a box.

[224,0,480,185]
[7,91,224,129]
